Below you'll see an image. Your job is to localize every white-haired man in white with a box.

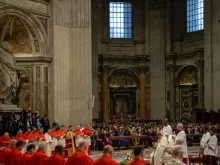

[174,123,188,164]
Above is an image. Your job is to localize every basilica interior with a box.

[0,0,219,127]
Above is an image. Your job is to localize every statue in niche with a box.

[16,70,30,109]
[0,34,19,104]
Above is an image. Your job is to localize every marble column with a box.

[139,67,147,119]
[167,64,176,120]
[102,67,109,121]
[195,60,204,109]
[148,0,166,119]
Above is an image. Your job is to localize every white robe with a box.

[200,132,211,148]
[175,130,188,158]
[58,137,66,147]
[150,135,169,165]
[204,134,218,157]
[163,125,172,136]
[44,133,53,156]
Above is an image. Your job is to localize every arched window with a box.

[186,0,204,32]
[109,1,132,39]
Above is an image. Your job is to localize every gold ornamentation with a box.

[180,70,197,85]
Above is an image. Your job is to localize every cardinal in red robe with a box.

[81,127,92,155]
[8,140,25,165]
[67,141,93,165]
[28,143,48,165]
[36,128,46,142]
[0,140,17,164]
[23,129,35,142]
[0,145,12,164]
[0,132,11,147]
[15,130,25,141]
[19,143,36,165]
[46,145,67,165]
[93,145,118,165]
[73,125,83,148]
[126,146,145,165]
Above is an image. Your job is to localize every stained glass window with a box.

[109,1,132,38]
[187,0,204,32]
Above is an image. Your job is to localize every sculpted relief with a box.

[0,35,19,104]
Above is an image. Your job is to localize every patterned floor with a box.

[90,146,201,163]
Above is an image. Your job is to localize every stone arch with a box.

[0,5,48,56]
[108,68,140,88]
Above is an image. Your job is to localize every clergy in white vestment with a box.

[200,127,211,154]
[163,119,172,137]
[165,145,186,165]
[203,127,218,165]
[150,129,170,165]
[175,123,188,164]
[44,129,53,156]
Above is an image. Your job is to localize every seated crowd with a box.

[1,111,220,165]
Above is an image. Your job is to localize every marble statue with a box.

[0,39,19,104]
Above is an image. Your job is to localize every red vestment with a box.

[126,158,145,165]
[93,155,118,165]
[23,132,35,141]
[19,152,32,165]
[46,153,67,165]
[67,149,93,165]
[15,134,25,141]
[0,136,11,147]
[8,148,23,165]
[28,149,48,165]
[73,129,82,136]
[0,146,12,164]
[36,132,45,141]
[57,130,66,137]
[50,130,58,138]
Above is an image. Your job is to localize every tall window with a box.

[187,0,204,33]
[109,1,132,39]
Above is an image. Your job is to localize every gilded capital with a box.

[167,64,176,72]
[194,60,204,69]
[138,66,149,74]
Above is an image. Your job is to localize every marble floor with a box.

[90,146,201,163]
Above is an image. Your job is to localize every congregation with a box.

[0,114,219,165]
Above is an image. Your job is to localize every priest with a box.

[28,142,48,165]
[46,145,67,165]
[45,129,54,156]
[150,129,169,165]
[175,123,188,164]
[19,144,36,165]
[127,146,145,165]
[93,145,118,165]
[162,119,172,137]
[57,125,66,147]
[67,140,93,165]
[8,140,25,165]
[203,127,218,165]
[74,125,83,148]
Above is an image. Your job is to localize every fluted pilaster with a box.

[195,60,204,109]
[149,0,166,119]
[52,0,92,126]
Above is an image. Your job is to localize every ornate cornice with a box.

[166,48,204,61]
[15,56,52,64]
[149,0,166,9]
[99,54,150,63]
